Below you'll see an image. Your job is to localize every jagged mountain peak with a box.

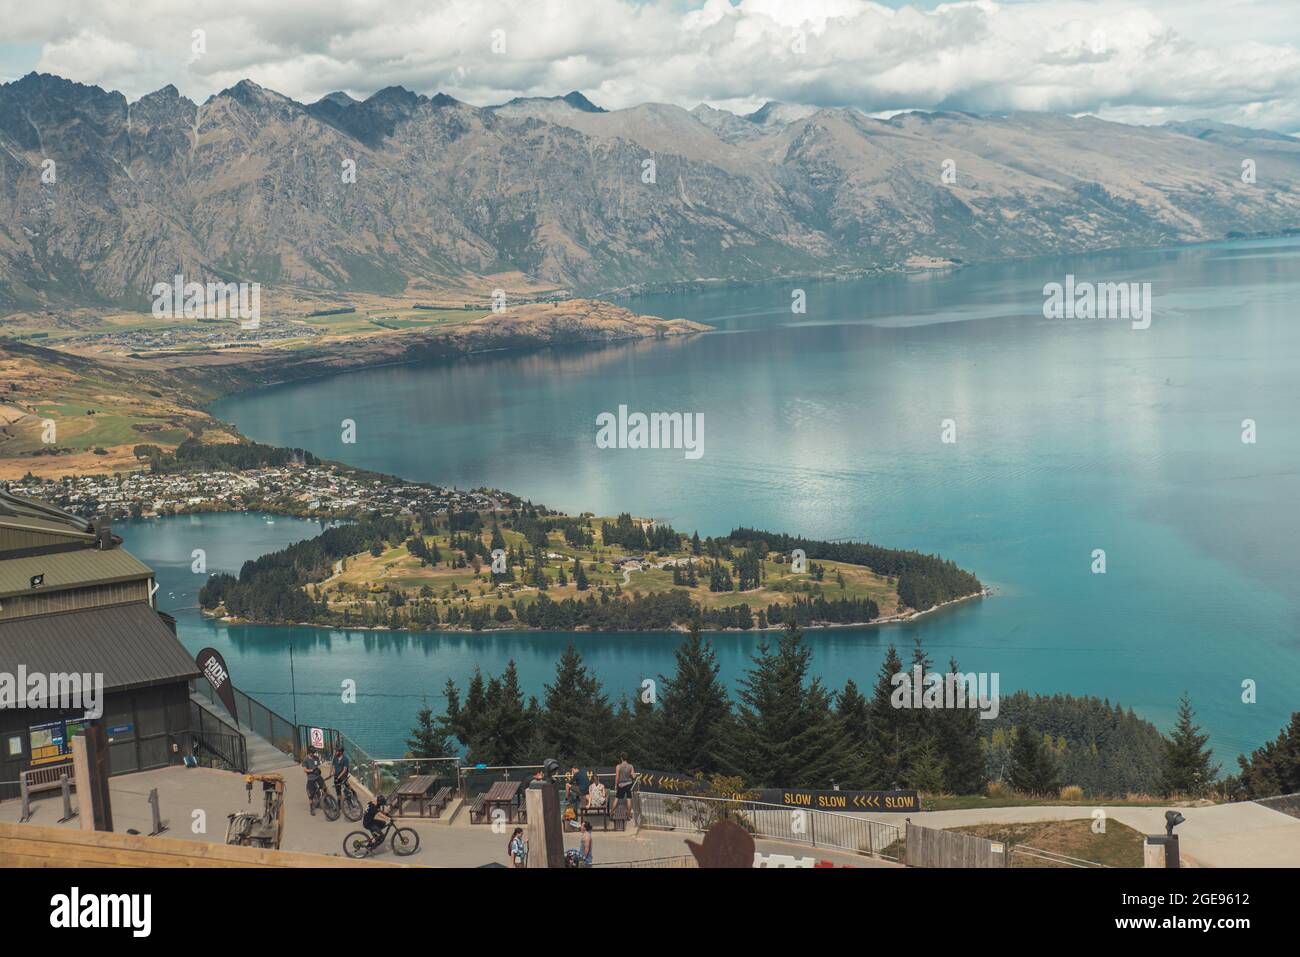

[489,90,605,117]
[743,100,817,127]
[1,72,1299,312]
[561,91,605,113]
[316,91,358,107]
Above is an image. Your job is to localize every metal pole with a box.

[148,787,168,836]
[59,774,76,823]
[289,645,299,728]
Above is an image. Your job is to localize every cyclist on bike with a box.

[362,794,391,847]
[302,748,324,814]
[331,745,350,798]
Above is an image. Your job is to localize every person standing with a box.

[331,745,350,798]
[302,748,324,814]
[508,827,528,867]
[612,752,636,820]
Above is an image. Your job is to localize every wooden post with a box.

[71,736,94,832]
[18,774,31,823]
[72,726,113,832]
[525,781,564,868]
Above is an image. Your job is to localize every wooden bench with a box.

[19,763,75,822]
[579,801,611,831]
[469,795,487,824]
[428,786,452,818]
[22,762,74,795]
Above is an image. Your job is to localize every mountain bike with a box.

[343,817,420,858]
[334,776,362,822]
[309,775,340,821]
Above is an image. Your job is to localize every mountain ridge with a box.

[2,71,1298,311]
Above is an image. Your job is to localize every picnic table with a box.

[578,796,630,832]
[391,774,441,817]
[481,779,523,824]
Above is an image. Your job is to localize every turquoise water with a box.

[185,238,1300,760]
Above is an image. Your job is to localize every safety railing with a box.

[190,679,299,758]
[637,791,902,862]
[1010,844,1109,868]
[186,700,248,772]
[457,764,546,800]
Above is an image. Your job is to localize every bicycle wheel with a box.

[391,827,420,856]
[342,788,362,822]
[321,791,341,821]
[343,831,372,859]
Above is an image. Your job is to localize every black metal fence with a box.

[186,700,248,772]
[190,679,299,758]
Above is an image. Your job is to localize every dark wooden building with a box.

[0,489,200,798]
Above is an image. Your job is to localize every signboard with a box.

[195,647,239,727]
[28,717,88,766]
[755,788,922,812]
[309,727,325,750]
[634,770,706,795]
[635,772,921,812]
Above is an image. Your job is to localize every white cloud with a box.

[4,0,1298,133]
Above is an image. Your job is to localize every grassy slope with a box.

[0,341,238,478]
[951,820,1146,868]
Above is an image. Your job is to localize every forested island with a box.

[198,506,985,633]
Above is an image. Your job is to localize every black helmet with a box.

[375,794,387,807]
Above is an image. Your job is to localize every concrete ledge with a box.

[0,821,416,868]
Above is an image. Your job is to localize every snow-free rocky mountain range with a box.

[1,72,1299,309]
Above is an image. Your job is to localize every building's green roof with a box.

[0,547,152,600]
[0,603,198,694]
[0,488,95,538]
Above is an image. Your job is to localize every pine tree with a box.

[933,658,988,795]
[536,644,613,765]
[574,558,589,591]
[1008,724,1059,796]
[835,678,872,789]
[905,736,948,792]
[862,644,909,789]
[1235,711,1300,799]
[1160,692,1218,797]
[656,623,731,774]
[476,661,532,765]
[722,622,846,788]
[406,698,453,759]
[610,694,658,765]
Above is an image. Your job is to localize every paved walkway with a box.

[1,765,892,868]
[909,802,1300,867]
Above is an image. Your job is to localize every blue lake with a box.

[136,237,1300,760]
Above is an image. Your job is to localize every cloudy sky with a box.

[1,0,1298,133]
